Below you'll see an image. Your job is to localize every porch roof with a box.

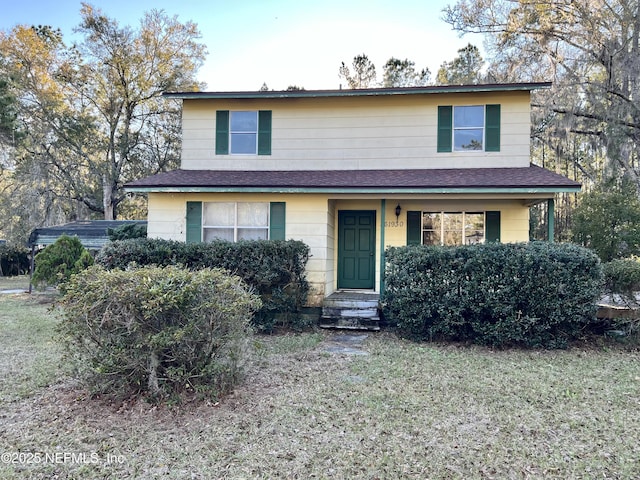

[125,165,581,194]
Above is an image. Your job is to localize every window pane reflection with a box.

[454,106,483,128]
[422,211,485,246]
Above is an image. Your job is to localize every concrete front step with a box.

[322,307,379,318]
[319,315,381,331]
[323,298,379,309]
[320,291,381,331]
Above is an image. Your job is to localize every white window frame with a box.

[422,211,485,246]
[453,105,485,152]
[202,202,269,242]
[229,111,258,155]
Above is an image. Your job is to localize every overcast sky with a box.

[1,0,482,91]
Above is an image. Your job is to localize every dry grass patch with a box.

[1,296,639,479]
[0,275,30,291]
[0,295,60,401]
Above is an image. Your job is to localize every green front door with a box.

[338,210,376,289]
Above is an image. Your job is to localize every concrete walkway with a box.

[0,289,28,294]
[322,333,370,356]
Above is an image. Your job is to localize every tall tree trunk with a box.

[103,174,115,220]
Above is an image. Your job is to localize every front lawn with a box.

[0,275,30,292]
[1,294,639,479]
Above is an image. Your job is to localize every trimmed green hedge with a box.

[382,242,603,348]
[95,238,310,332]
[107,223,147,241]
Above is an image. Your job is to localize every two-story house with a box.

[126,83,580,314]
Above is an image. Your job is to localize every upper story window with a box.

[230,111,258,154]
[437,104,500,153]
[454,106,484,151]
[215,110,272,155]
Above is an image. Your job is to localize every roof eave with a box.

[163,82,552,100]
[125,186,580,194]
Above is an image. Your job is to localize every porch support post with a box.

[547,198,555,242]
[380,199,386,294]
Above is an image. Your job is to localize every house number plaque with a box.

[384,221,404,228]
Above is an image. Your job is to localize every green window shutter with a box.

[215,110,229,155]
[437,106,453,152]
[485,211,501,243]
[485,104,501,152]
[186,201,202,244]
[258,110,272,155]
[269,202,285,240]
[406,211,422,245]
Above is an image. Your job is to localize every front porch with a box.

[319,290,381,331]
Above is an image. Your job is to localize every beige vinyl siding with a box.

[180,92,531,171]
[147,192,333,305]
[325,200,337,300]
[499,206,531,243]
[147,193,188,241]
[147,193,533,304]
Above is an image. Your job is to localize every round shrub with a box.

[32,235,93,288]
[602,258,640,299]
[599,259,640,340]
[57,265,262,402]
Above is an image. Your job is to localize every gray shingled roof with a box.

[125,165,580,192]
[28,220,147,249]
